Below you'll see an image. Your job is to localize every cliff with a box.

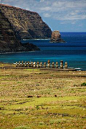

[0,10,40,53]
[0,4,52,40]
[50,31,65,43]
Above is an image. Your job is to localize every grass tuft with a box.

[14,126,31,129]
[81,82,86,86]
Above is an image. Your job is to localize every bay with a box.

[0,32,86,70]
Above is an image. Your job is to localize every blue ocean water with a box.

[0,32,86,70]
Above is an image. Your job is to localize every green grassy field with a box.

[0,67,86,129]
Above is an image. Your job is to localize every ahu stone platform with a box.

[15,60,76,71]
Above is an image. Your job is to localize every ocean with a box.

[0,32,86,70]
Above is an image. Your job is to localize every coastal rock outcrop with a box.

[0,10,40,53]
[50,31,65,43]
[0,4,52,40]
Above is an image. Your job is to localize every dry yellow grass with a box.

[0,64,86,129]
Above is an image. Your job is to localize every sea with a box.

[0,32,86,70]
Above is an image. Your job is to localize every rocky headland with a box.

[0,4,52,40]
[0,9,40,53]
[50,31,65,43]
[0,4,51,53]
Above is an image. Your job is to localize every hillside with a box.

[0,10,39,53]
[0,4,52,40]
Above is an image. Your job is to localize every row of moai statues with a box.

[15,60,68,69]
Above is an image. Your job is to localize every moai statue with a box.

[16,62,18,67]
[29,62,31,67]
[44,62,46,68]
[33,62,36,68]
[22,61,24,67]
[24,61,27,67]
[37,62,39,68]
[48,60,50,64]
[65,62,68,69]
[27,61,30,67]
[19,61,21,67]
[31,62,33,67]
[52,62,55,68]
[47,60,50,68]
[60,60,63,69]
[40,62,42,68]
[56,62,58,68]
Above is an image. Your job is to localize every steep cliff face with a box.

[50,31,65,43]
[0,4,52,40]
[0,10,40,53]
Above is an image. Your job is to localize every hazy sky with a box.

[0,0,86,32]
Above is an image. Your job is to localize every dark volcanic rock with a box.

[50,31,65,43]
[0,4,52,40]
[0,10,40,53]
[21,42,40,51]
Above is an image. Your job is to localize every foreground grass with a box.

[0,67,86,129]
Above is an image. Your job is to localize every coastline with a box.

[0,62,85,71]
[0,32,86,70]
[0,49,40,55]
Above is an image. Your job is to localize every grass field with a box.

[0,65,86,129]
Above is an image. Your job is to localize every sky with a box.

[0,0,86,32]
